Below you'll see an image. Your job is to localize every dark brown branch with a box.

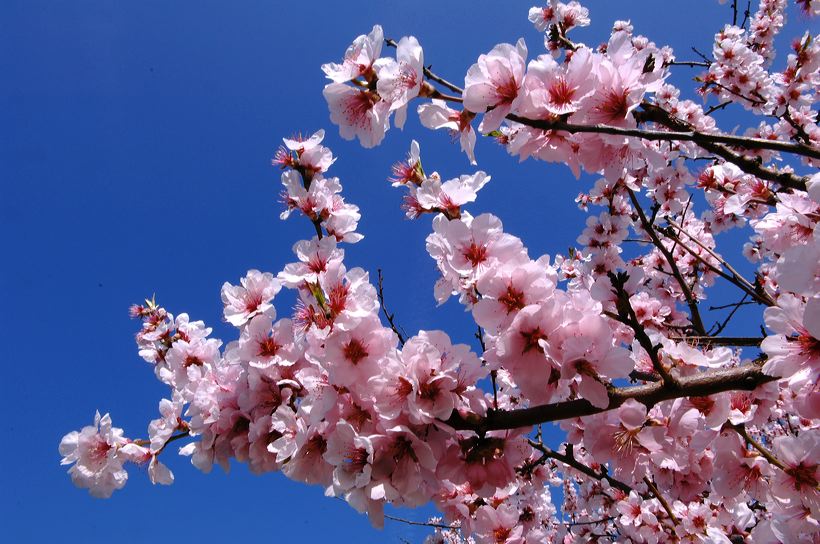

[731,424,820,491]
[505,109,819,164]
[741,0,752,30]
[643,476,679,525]
[377,269,407,346]
[657,222,775,306]
[704,101,732,116]
[385,38,464,95]
[445,362,775,433]
[627,190,706,335]
[385,514,457,530]
[671,335,763,347]
[638,103,811,192]
[710,294,750,336]
[608,272,680,387]
[566,517,616,527]
[402,59,818,175]
[629,370,661,382]
[665,60,711,68]
[549,23,579,51]
[709,299,756,311]
[691,47,712,64]
[731,424,787,471]
[528,441,633,495]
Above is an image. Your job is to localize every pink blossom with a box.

[472,504,524,544]
[770,431,819,504]
[324,420,378,493]
[418,100,478,165]
[519,48,595,117]
[376,36,423,128]
[59,412,131,498]
[463,39,528,133]
[221,269,280,328]
[492,298,566,404]
[321,25,383,83]
[473,260,555,332]
[436,433,530,497]
[322,316,397,391]
[324,83,390,148]
[414,171,491,218]
[237,315,302,370]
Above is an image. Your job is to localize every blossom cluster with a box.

[62,1,820,542]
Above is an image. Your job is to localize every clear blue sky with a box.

[1,1,813,542]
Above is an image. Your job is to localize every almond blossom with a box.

[61,4,820,542]
[463,39,528,133]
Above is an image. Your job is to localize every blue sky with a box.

[1,1,814,542]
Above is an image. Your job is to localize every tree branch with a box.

[506,109,819,165]
[445,362,774,433]
[658,221,774,306]
[627,189,706,335]
[402,60,817,184]
[670,335,763,347]
[385,38,464,95]
[528,441,633,495]
[377,269,407,346]
[638,103,811,192]
[643,476,679,525]
[731,424,787,471]
[385,514,457,530]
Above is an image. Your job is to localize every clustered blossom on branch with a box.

[62,1,820,542]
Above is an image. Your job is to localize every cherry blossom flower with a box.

[321,25,383,83]
[59,412,131,498]
[463,39,528,133]
[324,83,390,148]
[221,269,280,328]
[376,36,424,128]
[418,100,478,165]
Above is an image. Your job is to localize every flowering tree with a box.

[60,1,820,542]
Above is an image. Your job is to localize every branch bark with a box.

[637,103,811,192]
[401,50,816,190]
[445,362,774,433]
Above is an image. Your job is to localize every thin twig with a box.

[528,441,633,495]
[704,101,732,116]
[710,293,750,335]
[731,424,786,473]
[566,516,616,527]
[741,0,752,29]
[664,218,775,306]
[656,225,771,306]
[643,476,679,525]
[638,103,811,192]
[385,38,464,94]
[670,335,762,347]
[664,60,711,68]
[709,299,756,311]
[691,47,712,63]
[377,269,407,346]
[628,190,706,336]
[385,514,457,530]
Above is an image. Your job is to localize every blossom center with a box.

[258,337,281,358]
[548,77,576,107]
[343,338,369,365]
[498,285,526,313]
[463,242,489,267]
[786,461,818,491]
